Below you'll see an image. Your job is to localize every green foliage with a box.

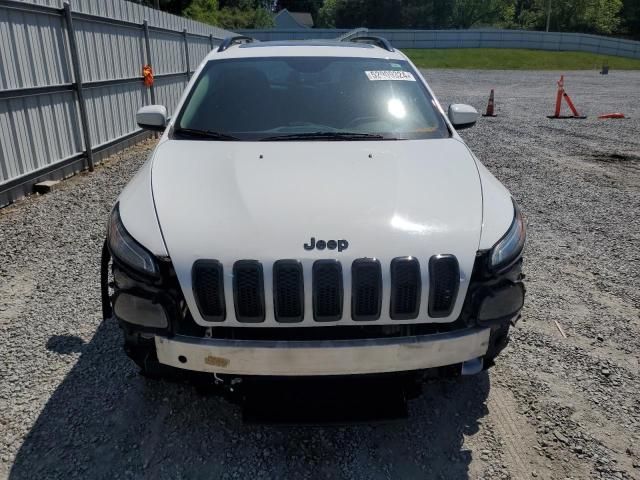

[620,0,640,38]
[406,48,640,69]
[155,0,634,38]
[217,2,275,28]
[540,0,623,34]
[183,0,220,24]
[450,0,513,28]
[313,0,630,35]
[317,0,338,27]
[131,0,193,13]
[399,0,454,28]
[314,0,516,28]
[276,0,324,20]
[182,0,274,28]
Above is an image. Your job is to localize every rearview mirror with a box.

[448,104,479,130]
[136,105,167,131]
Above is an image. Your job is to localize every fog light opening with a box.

[178,355,187,364]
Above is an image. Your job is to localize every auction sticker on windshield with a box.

[365,70,416,81]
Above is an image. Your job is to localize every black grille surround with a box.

[233,260,265,323]
[428,254,460,318]
[351,258,383,321]
[273,260,305,323]
[390,257,421,320]
[313,260,343,322]
[192,260,225,322]
[190,256,461,323]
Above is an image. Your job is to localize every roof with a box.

[273,9,314,29]
[289,11,314,28]
[207,40,407,61]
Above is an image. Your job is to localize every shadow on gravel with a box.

[590,152,640,163]
[11,321,490,479]
[45,335,86,354]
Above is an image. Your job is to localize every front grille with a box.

[191,255,460,324]
[390,257,421,320]
[192,260,225,321]
[428,255,460,317]
[273,260,304,323]
[233,260,265,323]
[351,258,382,321]
[313,260,343,321]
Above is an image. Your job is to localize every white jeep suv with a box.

[101,36,525,385]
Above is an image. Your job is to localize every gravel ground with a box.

[1,69,639,480]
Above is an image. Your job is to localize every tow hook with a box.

[461,357,484,375]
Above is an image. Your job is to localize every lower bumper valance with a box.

[155,328,491,376]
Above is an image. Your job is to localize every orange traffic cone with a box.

[547,75,587,119]
[482,89,497,117]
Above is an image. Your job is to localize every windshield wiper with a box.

[173,128,240,141]
[260,132,391,141]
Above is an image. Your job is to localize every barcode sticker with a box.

[365,70,416,81]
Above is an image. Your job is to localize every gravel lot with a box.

[1,69,639,480]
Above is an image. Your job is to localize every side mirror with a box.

[448,104,479,130]
[136,105,167,131]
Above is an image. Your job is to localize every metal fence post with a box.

[209,33,214,50]
[142,20,156,105]
[63,2,94,172]
[183,29,191,79]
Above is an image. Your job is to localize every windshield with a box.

[174,56,449,141]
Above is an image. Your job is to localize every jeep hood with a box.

[151,139,483,324]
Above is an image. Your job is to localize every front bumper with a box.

[154,327,491,376]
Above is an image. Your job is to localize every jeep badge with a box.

[304,237,349,252]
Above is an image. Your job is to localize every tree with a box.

[541,0,622,34]
[400,0,455,29]
[450,0,513,28]
[321,0,405,29]
[182,0,626,34]
[131,0,192,14]
[276,0,323,16]
[183,0,274,28]
[183,0,220,24]
[217,4,275,28]
[317,0,338,27]
[620,0,640,38]
[316,0,513,29]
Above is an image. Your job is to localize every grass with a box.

[404,48,640,70]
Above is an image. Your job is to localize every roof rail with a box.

[344,35,394,52]
[336,27,368,41]
[217,35,255,52]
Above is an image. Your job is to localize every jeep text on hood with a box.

[102,37,525,383]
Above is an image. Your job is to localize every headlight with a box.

[107,204,160,278]
[490,199,526,269]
